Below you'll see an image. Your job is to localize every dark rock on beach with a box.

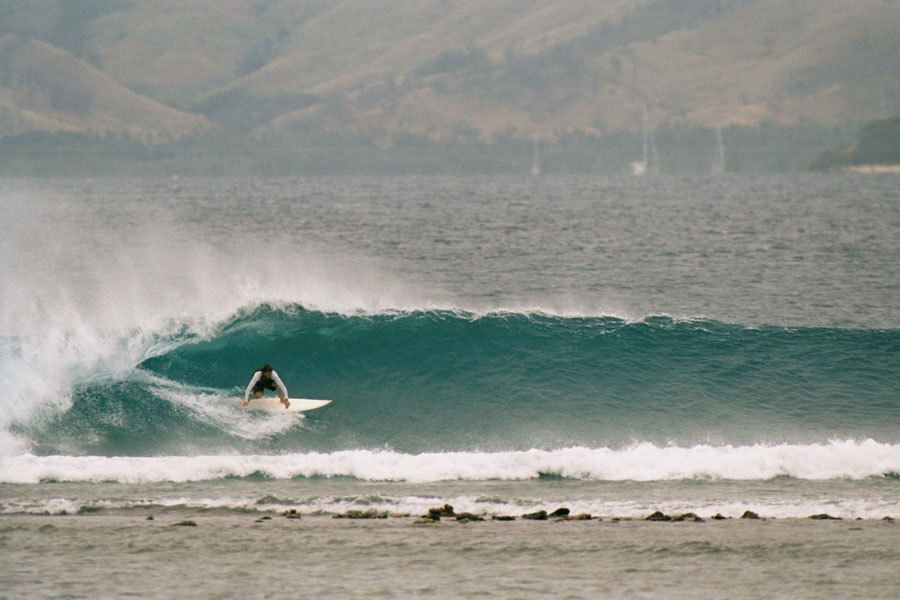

[428,504,456,518]
[549,507,570,518]
[711,513,728,520]
[645,511,672,522]
[645,511,704,522]
[415,504,456,522]
[333,510,389,519]
[672,512,704,522]
[808,513,842,520]
[492,515,516,521]
[172,520,197,527]
[281,510,301,519]
[414,515,440,524]
[567,513,593,521]
[522,510,548,520]
[740,511,760,519]
[455,512,485,522]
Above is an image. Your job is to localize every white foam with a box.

[0,184,447,456]
[148,382,302,440]
[3,440,899,485]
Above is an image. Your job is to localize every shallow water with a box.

[4,514,900,600]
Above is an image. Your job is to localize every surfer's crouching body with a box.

[243,364,290,409]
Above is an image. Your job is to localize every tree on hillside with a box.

[810,117,900,170]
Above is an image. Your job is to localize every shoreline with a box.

[4,506,898,523]
[840,164,900,173]
[6,511,900,599]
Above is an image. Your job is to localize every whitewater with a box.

[5,439,900,485]
[2,175,899,599]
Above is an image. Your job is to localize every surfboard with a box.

[242,397,331,413]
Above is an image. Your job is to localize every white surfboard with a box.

[242,397,331,413]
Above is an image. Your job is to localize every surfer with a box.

[243,364,290,409]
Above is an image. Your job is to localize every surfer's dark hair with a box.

[258,364,273,373]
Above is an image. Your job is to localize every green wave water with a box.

[19,306,899,457]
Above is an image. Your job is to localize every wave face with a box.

[13,306,900,458]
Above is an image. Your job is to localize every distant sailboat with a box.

[630,127,648,176]
[531,139,541,177]
[711,126,725,174]
[631,106,658,176]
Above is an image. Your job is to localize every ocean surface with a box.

[2,174,899,598]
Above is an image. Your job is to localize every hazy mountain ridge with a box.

[0,0,897,174]
[0,33,209,141]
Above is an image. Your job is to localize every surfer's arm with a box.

[244,371,262,402]
[271,371,288,399]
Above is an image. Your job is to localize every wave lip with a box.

[4,440,899,484]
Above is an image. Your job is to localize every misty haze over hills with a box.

[0,0,898,175]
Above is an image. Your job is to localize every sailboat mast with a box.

[531,139,541,176]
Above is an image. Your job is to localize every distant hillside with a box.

[0,0,897,174]
[0,33,208,141]
[810,117,900,171]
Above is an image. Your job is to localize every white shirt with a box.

[244,370,289,401]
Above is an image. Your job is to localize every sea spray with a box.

[0,190,438,455]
